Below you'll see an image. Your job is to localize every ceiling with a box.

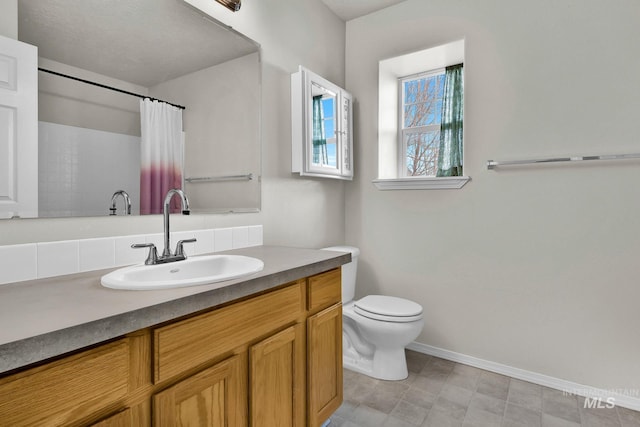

[16,0,405,88]
[17,0,258,87]
[321,0,407,21]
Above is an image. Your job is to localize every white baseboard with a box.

[407,341,640,412]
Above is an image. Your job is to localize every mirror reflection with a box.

[311,82,338,170]
[14,0,261,218]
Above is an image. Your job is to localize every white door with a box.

[0,35,37,218]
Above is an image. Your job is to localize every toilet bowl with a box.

[322,246,424,381]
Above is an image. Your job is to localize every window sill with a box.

[372,176,470,190]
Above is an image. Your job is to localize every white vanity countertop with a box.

[0,245,350,374]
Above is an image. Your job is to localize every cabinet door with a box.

[153,355,243,427]
[307,304,343,427]
[250,324,305,427]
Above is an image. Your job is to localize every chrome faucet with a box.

[132,188,197,265]
[161,189,194,258]
[109,190,131,215]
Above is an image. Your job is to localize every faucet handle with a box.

[175,238,197,258]
[132,243,158,265]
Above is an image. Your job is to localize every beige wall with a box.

[345,0,640,392]
[184,0,347,248]
[0,0,17,39]
[38,58,145,136]
[0,0,346,247]
[150,53,261,212]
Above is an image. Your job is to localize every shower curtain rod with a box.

[38,68,186,110]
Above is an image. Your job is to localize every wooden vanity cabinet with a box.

[0,268,343,427]
[151,279,306,427]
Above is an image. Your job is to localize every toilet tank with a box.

[322,246,359,303]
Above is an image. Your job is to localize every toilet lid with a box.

[354,295,423,322]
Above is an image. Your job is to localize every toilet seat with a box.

[354,295,423,323]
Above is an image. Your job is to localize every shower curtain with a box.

[139,99,183,214]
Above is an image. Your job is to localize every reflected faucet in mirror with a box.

[109,190,132,216]
[132,189,196,265]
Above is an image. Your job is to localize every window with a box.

[374,39,468,190]
[399,69,446,177]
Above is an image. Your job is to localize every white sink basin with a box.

[101,254,264,290]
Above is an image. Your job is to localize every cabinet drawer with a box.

[307,268,341,312]
[154,281,304,383]
[0,339,130,427]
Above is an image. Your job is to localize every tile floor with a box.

[330,350,640,427]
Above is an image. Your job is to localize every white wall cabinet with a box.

[291,66,353,180]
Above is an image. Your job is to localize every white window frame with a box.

[374,39,469,190]
[398,68,445,178]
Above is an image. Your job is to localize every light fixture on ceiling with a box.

[215,0,241,12]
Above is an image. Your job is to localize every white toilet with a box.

[322,246,424,381]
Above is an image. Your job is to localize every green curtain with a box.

[312,95,327,164]
[437,64,464,177]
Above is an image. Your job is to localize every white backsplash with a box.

[0,225,263,285]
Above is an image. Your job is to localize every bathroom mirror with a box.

[12,0,261,218]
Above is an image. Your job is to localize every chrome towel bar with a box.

[487,153,640,170]
[185,173,253,183]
